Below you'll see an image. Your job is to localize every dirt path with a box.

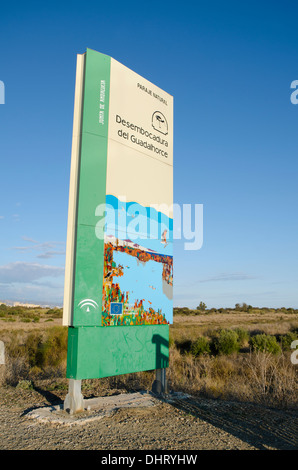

[0,386,297,451]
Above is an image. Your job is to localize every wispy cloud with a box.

[197,272,258,283]
[0,262,64,284]
[175,272,258,291]
[37,251,66,259]
[12,236,65,259]
[0,281,64,306]
[0,262,65,305]
[22,236,38,244]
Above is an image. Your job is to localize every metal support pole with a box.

[64,379,85,414]
[152,368,168,396]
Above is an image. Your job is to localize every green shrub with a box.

[25,332,43,367]
[249,334,281,354]
[278,332,298,351]
[38,327,68,368]
[211,329,240,355]
[197,302,207,312]
[190,336,211,357]
[208,308,217,314]
[16,379,34,390]
[46,308,63,318]
[25,327,68,369]
[234,328,249,347]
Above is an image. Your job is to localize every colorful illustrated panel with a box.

[102,195,173,326]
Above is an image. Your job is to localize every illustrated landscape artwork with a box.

[102,195,173,327]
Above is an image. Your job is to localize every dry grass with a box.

[167,313,298,409]
[167,346,297,409]
[0,310,297,409]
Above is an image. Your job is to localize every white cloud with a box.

[22,236,39,244]
[0,281,64,306]
[0,262,65,305]
[0,262,64,284]
[11,237,65,259]
[197,272,258,283]
[37,251,65,259]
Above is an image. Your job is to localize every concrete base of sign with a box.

[64,379,85,414]
[62,368,167,414]
[152,368,168,396]
[26,391,159,425]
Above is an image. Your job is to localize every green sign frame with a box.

[63,49,173,380]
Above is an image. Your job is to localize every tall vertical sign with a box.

[63,49,173,379]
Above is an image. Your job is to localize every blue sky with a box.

[0,0,297,308]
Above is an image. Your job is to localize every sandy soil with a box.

[0,383,297,451]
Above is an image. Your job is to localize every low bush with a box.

[8,327,69,372]
[211,329,240,355]
[249,334,281,354]
[32,327,68,369]
[190,337,211,357]
[233,327,249,347]
[278,332,298,351]
[45,308,63,318]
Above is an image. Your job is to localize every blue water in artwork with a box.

[113,250,172,323]
[104,194,173,324]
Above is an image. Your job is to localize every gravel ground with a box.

[0,385,297,451]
